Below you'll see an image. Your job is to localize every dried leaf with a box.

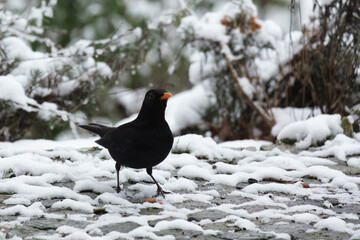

[145,198,157,203]
[220,16,232,26]
[145,198,163,204]
[263,177,295,183]
[301,182,310,188]
[249,16,261,32]
[0,224,10,231]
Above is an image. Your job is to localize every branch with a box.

[219,42,275,128]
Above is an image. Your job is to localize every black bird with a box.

[79,89,173,197]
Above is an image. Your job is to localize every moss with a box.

[172,138,191,154]
[279,138,297,145]
[2,169,15,179]
[80,146,102,153]
[341,117,353,137]
[314,135,332,147]
[93,208,108,215]
[196,155,209,160]
[172,147,191,154]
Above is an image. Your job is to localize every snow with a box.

[238,77,254,99]
[348,157,360,168]
[300,134,360,161]
[57,80,81,96]
[1,1,360,238]
[113,88,147,115]
[277,114,343,149]
[233,218,257,231]
[3,0,340,142]
[51,199,94,214]
[219,139,272,151]
[292,213,320,224]
[154,219,203,232]
[314,217,351,233]
[0,76,36,106]
[172,0,312,138]
[0,202,45,218]
[163,177,197,192]
[179,14,229,43]
[188,52,219,85]
[1,129,360,238]
[271,107,322,136]
[0,18,113,137]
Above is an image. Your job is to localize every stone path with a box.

[1,140,360,239]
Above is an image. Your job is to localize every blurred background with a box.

[1,0,359,141]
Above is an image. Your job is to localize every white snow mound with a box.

[277,114,343,149]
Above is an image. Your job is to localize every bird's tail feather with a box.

[79,123,111,137]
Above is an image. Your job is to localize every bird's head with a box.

[137,89,172,122]
[145,89,172,102]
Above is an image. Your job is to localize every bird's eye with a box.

[149,93,155,100]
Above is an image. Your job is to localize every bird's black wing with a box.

[95,122,142,153]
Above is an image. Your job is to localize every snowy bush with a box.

[280,0,360,114]
[172,0,360,140]
[0,3,112,140]
[277,114,343,149]
[173,1,289,140]
[0,1,162,140]
[1,0,359,141]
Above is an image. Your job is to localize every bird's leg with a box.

[115,162,121,193]
[146,167,170,198]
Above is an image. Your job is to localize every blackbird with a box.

[79,89,173,197]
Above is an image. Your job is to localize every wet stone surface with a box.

[5,218,89,239]
[1,142,360,240]
[100,222,141,234]
[187,209,229,222]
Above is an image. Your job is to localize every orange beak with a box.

[160,92,172,100]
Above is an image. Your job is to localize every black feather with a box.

[79,124,112,137]
[78,89,173,197]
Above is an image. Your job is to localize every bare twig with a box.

[219,42,275,128]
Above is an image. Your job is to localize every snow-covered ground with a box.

[1,131,360,239]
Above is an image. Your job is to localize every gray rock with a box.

[328,165,360,175]
[100,222,141,234]
[155,229,202,238]
[4,218,88,239]
[139,207,163,215]
[148,217,177,227]
[187,209,229,222]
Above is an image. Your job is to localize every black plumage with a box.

[79,89,173,197]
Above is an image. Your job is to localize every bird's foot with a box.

[116,186,121,193]
[155,186,171,198]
